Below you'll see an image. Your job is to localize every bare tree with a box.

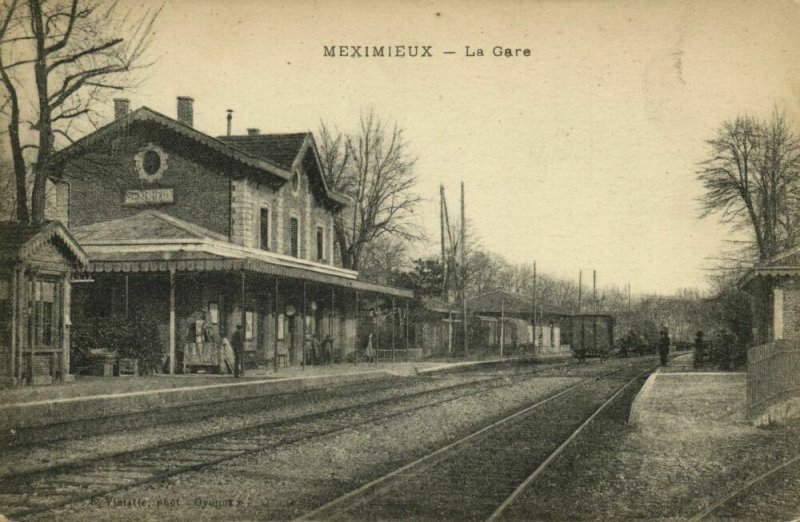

[698,110,800,262]
[0,0,160,224]
[318,110,422,271]
[358,235,410,285]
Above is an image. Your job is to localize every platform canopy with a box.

[71,210,412,299]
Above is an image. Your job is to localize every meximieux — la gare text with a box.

[323,45,532,58]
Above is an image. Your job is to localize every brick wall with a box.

[61,130,231,236]
[59,124,343,267]
[781,279,800,340]
[44,180,69,224]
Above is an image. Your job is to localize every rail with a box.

[747,339,800,420]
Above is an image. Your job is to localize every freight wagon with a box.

[566,314,614,361]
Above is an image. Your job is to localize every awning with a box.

[81,251,413,299]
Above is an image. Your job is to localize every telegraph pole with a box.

[461,181,468,357]
[500,297,505,357]
[593,270,597,313]
[532,261,537,356]
[440,185,448,300]
[578,270,582,314]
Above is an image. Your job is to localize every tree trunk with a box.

[0,30,29,223]
[29,0,52,225]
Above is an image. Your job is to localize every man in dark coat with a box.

[231,323,244,378]
[694,330,706,369]
[658,329,670,366]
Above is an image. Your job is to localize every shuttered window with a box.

[260,208,270,251]
[290,217,299,257]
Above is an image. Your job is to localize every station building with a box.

[45,97,412,376]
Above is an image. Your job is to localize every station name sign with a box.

[124,188,174,206]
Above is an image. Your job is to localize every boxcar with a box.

[567,314,614,361]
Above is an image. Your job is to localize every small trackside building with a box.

[467,290,571,355]
[741,248,800,424]
[0,221,88,385]
[47,97,412,375]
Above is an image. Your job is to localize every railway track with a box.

[293,362,653,522]
[3,358,572,448]
[0,358,584,520]
[689,452,800,521]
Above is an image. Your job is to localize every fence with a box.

[747,339,800,421]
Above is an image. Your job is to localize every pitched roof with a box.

[740,246,800,286]
[218,132,350,207]
[218,133,308,170]
[71,210,227,244]
[50,106,349,208]
[50,107,291,182]
[0,221,88,267]
[467,290,571,317]
[468,290,532,315]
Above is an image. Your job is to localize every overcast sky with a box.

[106,0,800,294]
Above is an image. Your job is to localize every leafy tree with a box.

[392,257,444,297]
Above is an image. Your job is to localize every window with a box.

[142,150,161,175]
[134,143,167,182]
[290,217,299,257]
[291,170,300,193]
[259,207,270,251]
[316,226,324,261]
[40,282,55,347]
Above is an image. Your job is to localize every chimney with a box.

[177,96,194,127]
[113,98,130,120]
[226,109,233,136]
[247,128,260,136]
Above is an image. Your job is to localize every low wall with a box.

[0,371,388,431]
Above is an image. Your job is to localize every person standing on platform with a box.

[232,323,244,378]
[658,328,671,366]
[694,330,706,369]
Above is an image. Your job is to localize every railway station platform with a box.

[0,356,531,433]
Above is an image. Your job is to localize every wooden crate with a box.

[118,358,139,376]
